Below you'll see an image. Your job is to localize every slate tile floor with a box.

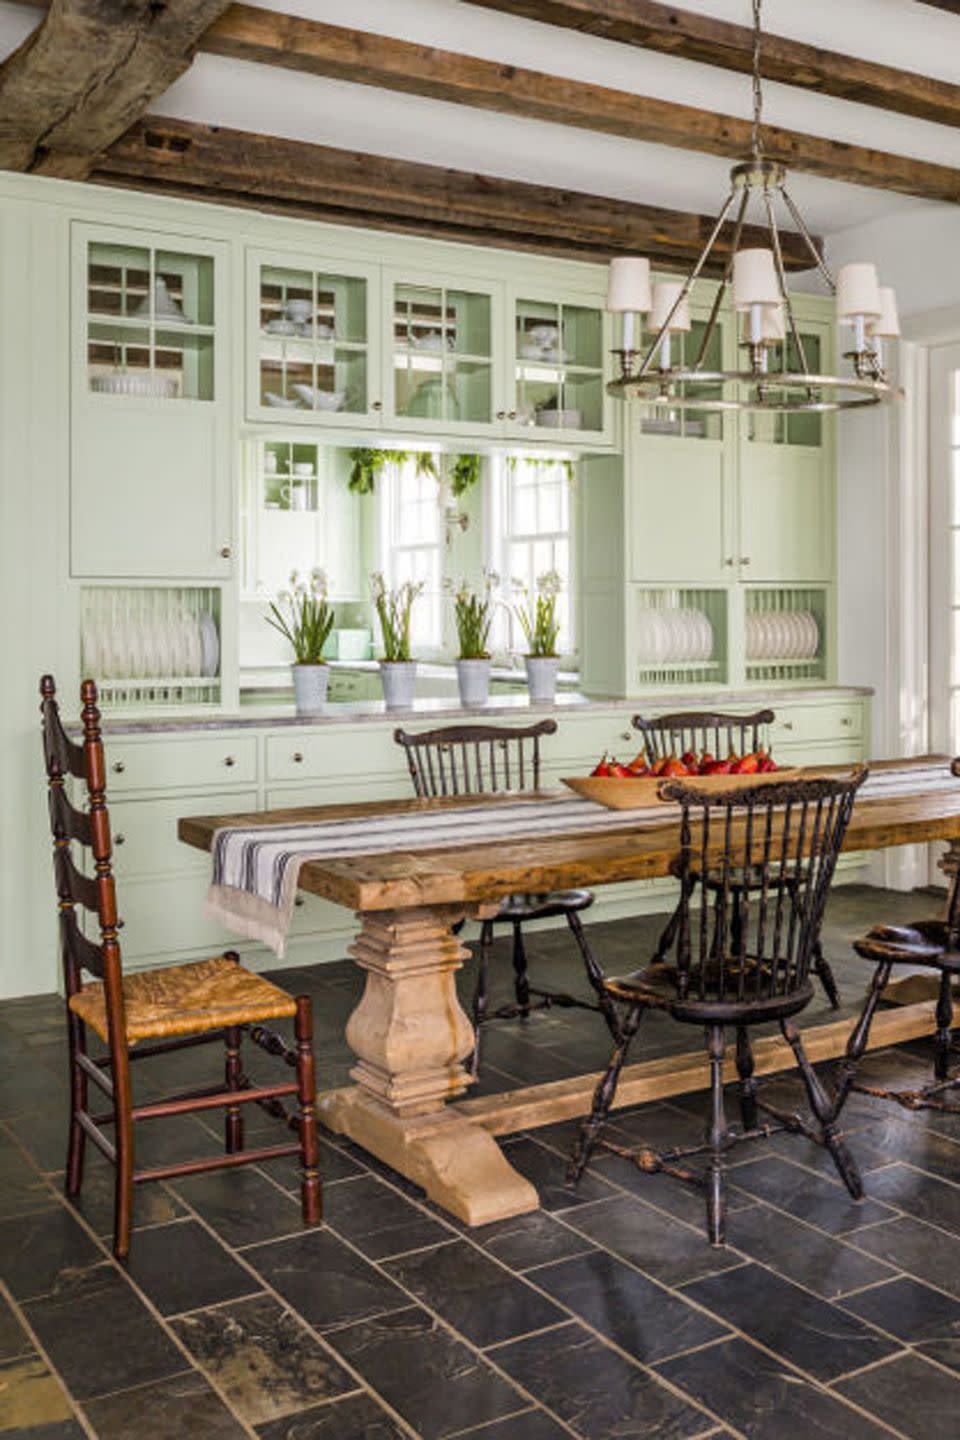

[4,887,960,1437]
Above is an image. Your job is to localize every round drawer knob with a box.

[496,410,506,420]
[114,833,125,846]
[220,544,232,559]
[739,556,751,566]
[223,755,235,767]
[292,751,304,763]
[782,721,794,731]
[508,410,517,420]
[371,401,383,412]
[294,896,304,908]
[841,717,852,727]
[112,761,125,774]
[621,731,632,742]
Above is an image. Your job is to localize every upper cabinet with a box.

[71,223,233,580]
[244,247,613,445]
[247,249,381,426]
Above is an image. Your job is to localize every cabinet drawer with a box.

[109,790,258,879]
[265,728,402,782]
[105,735,258,793]
[771,703,862,747]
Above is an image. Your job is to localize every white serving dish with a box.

[286,299,313,324]
[92,373,177,399]
[291,383,345,411]
[264,392,300,409]
[265,318,296,336]
[535,409,582,429]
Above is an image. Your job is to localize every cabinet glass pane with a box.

[258,265,369,415]
[640,319,723,441]
[745,330,823,447]
[515,298,604,432]
[261,441,320,512]
[86,242,215,401]
[393,283,492,424]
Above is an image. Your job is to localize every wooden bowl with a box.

[562,769,801,811]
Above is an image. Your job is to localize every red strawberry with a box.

[590,755,612,777]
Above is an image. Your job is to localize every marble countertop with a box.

[86,684,874,735]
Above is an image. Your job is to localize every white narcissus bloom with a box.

[537,569,563,596]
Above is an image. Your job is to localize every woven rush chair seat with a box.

[68,955,297,1043]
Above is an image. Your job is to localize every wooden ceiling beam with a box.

[191,4,960,205]
[0,0,231,179]
[467,0,960,131]
[92,116,817,271]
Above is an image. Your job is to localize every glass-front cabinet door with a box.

[383,270,499,433]
[741,321,829,449]
[507,290,611,444]
[247,250,380,425]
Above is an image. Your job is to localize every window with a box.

[490,453,575,655]
[378,455,443,653]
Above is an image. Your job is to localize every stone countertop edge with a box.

[74,686,875,736]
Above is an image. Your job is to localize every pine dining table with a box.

[178,757,960,1226]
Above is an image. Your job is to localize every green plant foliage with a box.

[449,453,481,497]
[265,569,335,665]
[370,572,423,662]
[348,448,440,495]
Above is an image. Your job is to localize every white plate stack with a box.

[81,591,219,682]
[636,607,714,664]
[746,610,819,662]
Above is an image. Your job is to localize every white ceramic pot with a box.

[379,660,417,709]
[456,657,492,708]
[292,663,329,714]
[524,655,559,704]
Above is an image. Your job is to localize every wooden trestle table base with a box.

[178,759,960,1226]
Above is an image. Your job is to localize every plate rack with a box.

[80,585,221,709]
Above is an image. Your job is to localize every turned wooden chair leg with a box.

[832,959,893,1118]
[470,920,493,1079]
[295,996,322,1226]
[224,1025,244,1155]
[512,921,531,1017]
[783,1017,863,1200]
[65,1011,87,1198]
[812,941,842,1010]
[735,1025,758,1132]
[706,1025,728,1246]
[112,1078,135,1261]
[652,905,681,965]
[568,1002,644,1184]
[935,969,955,1082]
[566,910,621,1041]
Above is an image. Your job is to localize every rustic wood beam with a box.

[92,116,816,270]
[188,4,960,205]
[0,0,231,179]
[468,0,960,132]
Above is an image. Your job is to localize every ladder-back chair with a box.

[393,720,619,1075]
[569,768,867,1245]
[40,676,321,1259]
[632,708,842,1011]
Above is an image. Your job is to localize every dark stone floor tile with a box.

[24,1263,186,1401]
[559,1194,745,1288]
[244,1227,408,1333]
[835,1351,960,1438]
[723,1202,897,1300]
[66,1154,187,1237]
[171,1293,357,1425]
[382,1239,565,1349]
[171,1167,304,1248]
[326,1304,527,1440]
[0,1292,32,1364]
[254,1392,407,1439]
[0,1204,103,1302]
[681,1263,899,1383]
[324,1174,455,1260]
[0,1353,80,1433]
[458,1409,571,1438]
[657,1334,892,1439]
[499,1137,616,1211]
[124,1218,257,1316]
[532,1249,728,1363]
[592,1150,755,1228]
[854,1114,960,1183]
[492,1319,711,1439]
[82,1369,246,1438]
[862,1163,960,1234]
[731,1155,896,1235]
[850,1215,960,1298]
[0,1130,53,1220]
[841,1275,960,1372]
[471,1209,598,1272]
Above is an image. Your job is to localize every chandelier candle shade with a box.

[606,0,897,414]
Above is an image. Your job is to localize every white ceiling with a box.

[1,0,958,238]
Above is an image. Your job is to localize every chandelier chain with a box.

[751,0,764,161]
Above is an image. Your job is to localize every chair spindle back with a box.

[633,709,775,765]
[394,720,557,798]
[659,769,867,1006]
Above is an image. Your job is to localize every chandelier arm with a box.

[694,185,750,370]
[780,187,836,291]
[635,186,738,378]
[762,186,812,384]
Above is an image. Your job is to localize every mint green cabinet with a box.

[629,436,733,584]
[71,223,232,579]
[506,286,613,446]
[739,446,833,583]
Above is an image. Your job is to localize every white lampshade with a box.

[740,304,785,344]
[606,257,652,313]
[836,263,881,319]
[867,286,900,339]
[732,249,780,310]
[650,280,691,333]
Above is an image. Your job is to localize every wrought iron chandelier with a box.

[606,0,898,414]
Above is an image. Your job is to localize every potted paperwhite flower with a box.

[513,570,563,704]
[371,573,423,708]
[266,569,336,714]
[448,572,498,707]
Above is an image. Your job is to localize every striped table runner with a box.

[204,761,957,957]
